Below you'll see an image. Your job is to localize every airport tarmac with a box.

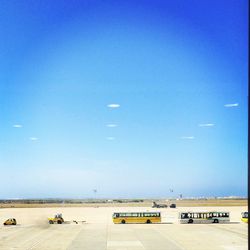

[0,206,247,250]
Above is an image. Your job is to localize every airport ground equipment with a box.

[152,201,167,208]
[113,212,161,224]
[48,213,64,224]
[170,204,176,208]
[3,218,17,225]
[179,212,230,224]
[241,212,248,223]
[72,220,86,224]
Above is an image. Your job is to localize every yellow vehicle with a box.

[112,212,161,224]
[3,218,17,225]
[241,212,248,223]
[48,213,64,224]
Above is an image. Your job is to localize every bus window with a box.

[242,212,248,218]
[182,213,188,219]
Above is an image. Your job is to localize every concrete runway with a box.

[0,206,247,250]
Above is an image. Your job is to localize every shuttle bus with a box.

[112,212,161,224]
[179,211,230,224]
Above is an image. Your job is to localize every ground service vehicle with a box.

[152,202,167,208]
[113,212,161,224]
[179,212,230,224]
[241,212,248,223]
[170,204,176,208]
[48,214,64,224]
[3,218,17,225]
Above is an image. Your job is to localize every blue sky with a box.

[0,0,248,198]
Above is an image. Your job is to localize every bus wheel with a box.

[214,219,219,223]
[188,219,193,224]
[121,220,126,224]
[146,220,151,224]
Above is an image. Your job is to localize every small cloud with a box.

[13,124,22,128]
[30,137,38,141]
[180,136,195,140]
[106,137,115,140]
[107,104,120,108]
[224,103,239,107]
[106,124,118,128]
[198,123,214,127]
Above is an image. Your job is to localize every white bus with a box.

[179,211,230,224]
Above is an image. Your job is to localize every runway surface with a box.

[0,206,247,250]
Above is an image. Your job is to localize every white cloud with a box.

[106,124,118,128]
[13,124,22,128]
[198,123,214,127]
[224,103,239,107]
[107,104,120,108]
[180,136,195,140]
[30,137,38,141]
[106,137,115,140]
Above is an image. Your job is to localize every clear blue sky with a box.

[0,0,248,199]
